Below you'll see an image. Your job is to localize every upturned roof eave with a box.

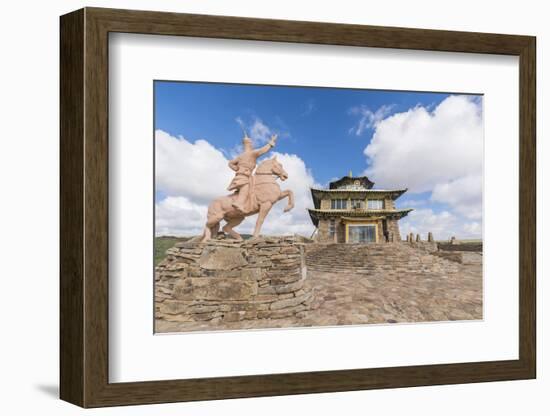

[308,208,320,226]
[310,187,322,209]
[307,207,413,219]
[310,187,408,200]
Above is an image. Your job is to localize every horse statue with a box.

[201,156,294,241]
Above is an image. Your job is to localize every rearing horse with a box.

[201,157,294,241]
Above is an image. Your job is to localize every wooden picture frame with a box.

[60,7,536,408]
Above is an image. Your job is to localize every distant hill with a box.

[155,234,313,266]
[155,236,191,266]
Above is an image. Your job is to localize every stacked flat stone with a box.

[155,236,315,325]
[305,241,459,276]
[432,250,482,265]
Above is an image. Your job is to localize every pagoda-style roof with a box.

[329,175,374,190]
[308,208,413,226]
[310,188,408,209]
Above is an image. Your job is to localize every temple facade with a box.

[308,174,412,243]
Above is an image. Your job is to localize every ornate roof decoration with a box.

[329,175,374,190]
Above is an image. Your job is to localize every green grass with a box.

[155,236,190,266]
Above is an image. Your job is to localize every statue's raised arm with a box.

[254,134,277,157]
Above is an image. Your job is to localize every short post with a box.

[416,234,421,242]
[409,232,414,243]
[427,232,434,242]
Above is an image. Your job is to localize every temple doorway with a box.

[347,224,377,243]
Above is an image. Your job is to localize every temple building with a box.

[308,174,412,243]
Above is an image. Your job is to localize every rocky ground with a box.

[155,242,482,333]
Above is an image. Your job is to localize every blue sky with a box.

[154,81,483,239]
[156,81,451,187]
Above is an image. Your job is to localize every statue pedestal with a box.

[155,236,314,325]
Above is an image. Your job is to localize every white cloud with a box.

[362,95,483,238]
[250,118,272,143]
[431,174,482,220]
[155,196,207,236]
[400,208,481,241]
[401,198,429,207]
[364,95,482,193]
[236,116,277,145]
[155,130,316,237]
[155,129,233,204]
[349,104,394,136]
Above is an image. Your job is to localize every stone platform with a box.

[155,236,315,328]
[155,241,482,333]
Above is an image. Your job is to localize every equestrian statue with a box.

[201,133,294,241]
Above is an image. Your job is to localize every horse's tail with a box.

[198,226,208,242]
[200,198,224,242]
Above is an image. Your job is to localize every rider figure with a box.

[227,132,278,213]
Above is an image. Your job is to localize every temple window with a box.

[367,199,384,210]
[329,219,336,238]
[351,199,364,209]
[331,199,347,209]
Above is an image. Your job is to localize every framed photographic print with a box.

[60,7,536,408]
